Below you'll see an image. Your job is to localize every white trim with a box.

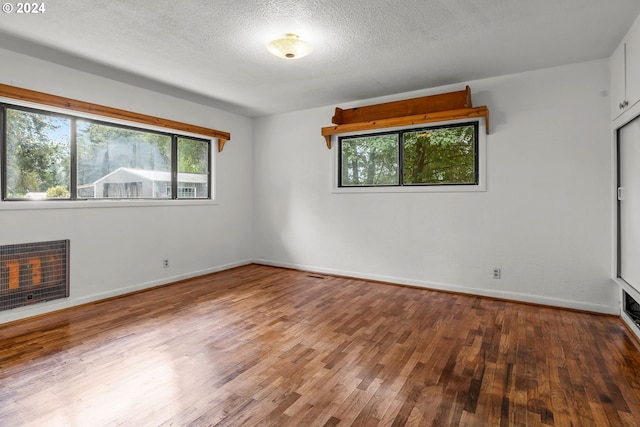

[0,259,252,325]
[255,259,618,315]
[619,266,640,342]
[330,117,487,194]
[0,258,620,325]
[612,124,620,302]
[0,199,219,211]
[613,98,640,133]
[614,276,640,304]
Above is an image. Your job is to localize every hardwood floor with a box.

[1,264,640,426]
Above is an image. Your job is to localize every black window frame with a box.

[1,103,212,201]
[338,121,479,188]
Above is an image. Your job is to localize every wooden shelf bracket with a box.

[321,86,489,149]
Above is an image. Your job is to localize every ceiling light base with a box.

[267,33,313,60]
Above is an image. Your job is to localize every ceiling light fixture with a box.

[267,33,313,60]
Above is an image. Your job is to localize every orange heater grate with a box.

[0,240,69,311]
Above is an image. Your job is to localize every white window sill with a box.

[331,184,486,194]
[0,199,219,211]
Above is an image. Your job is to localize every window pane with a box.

[340,134,399,186]
[403,125,476,185]
[5,108,71,199]
[177,137,209,199]
[76,121,171,198]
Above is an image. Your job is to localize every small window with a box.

[4,108,71,199]
[340,134,399,186]
[177,137,209,199]
[177,187,196,198]
[338,122,478,188]
[403,124,477,185]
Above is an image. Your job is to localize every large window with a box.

[2,105,211,200]
[339,122,478,188]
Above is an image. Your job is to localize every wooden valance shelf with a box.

[0,83,231,152]
[321,86,489,149]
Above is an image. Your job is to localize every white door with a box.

[619,115,640,290]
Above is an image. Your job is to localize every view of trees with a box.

[340,134,399,186]
[4,107,210,199]
[5,109,70,198]
[403,125,476,185]
[178,137,209,174]
[45,185,71,199]
[340,124,476,187]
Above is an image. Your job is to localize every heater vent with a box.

[0,240,69,311]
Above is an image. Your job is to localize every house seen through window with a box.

[2,105,211,200]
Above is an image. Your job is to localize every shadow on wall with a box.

[473,90,502,133]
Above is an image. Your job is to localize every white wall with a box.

[0,48,254,323]
[253,59,616,314]
[0,48,616,322]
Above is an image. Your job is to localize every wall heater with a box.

[0,240,69,311]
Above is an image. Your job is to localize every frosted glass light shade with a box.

[267,34,313,59]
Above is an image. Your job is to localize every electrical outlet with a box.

[492,267,501,279]
[163,259,169,268]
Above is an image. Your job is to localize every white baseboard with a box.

[0,257,619,326]
[254,259,619,315]
[0,259,253,325]
[72,259,253,305]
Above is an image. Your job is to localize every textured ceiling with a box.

[1,0,640,117]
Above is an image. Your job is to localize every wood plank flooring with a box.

[1,264,640,426]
